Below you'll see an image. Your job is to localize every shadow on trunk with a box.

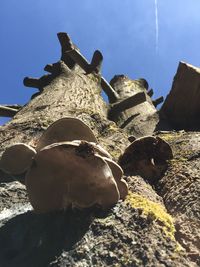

[0,209,93,267]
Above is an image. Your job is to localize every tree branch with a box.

[57,32,74,51]
[23,77,41,88]
[4,105,22,110]
[24,75,52,90]
[108,92,146,119]
[44,64,54,73]
[85,50,103,75]
[0,105,19,117]
[153,96,164,107]
[57,32,119,102]
[66,49,119,102]
[57,32,76,68]
[147,89,154,97]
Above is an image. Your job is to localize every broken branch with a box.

[0,105,19,117]
[23,77,41,88]
[66,49,119,102]
[147,89,154,97]
[85,50,103,75]
[108,92,146,120]
[57,32,119,102]
[153,96,164,107]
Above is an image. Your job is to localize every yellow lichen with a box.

[107,123,120,132]
[126,192,184,252]
[39,118,55,129]
[125,192,175,240]
[108,150,121,160]
[158,131,183,142]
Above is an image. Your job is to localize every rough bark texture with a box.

[155,131,200,265]
[160,62,200,130]
[0,34,199,267]
[108,75,161,138]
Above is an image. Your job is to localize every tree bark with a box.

[0,33,197,267]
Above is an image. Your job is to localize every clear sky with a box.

[1,0,200,125]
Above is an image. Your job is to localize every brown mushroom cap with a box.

[118,135,173,181]
[0,143,36,175]
[155,136,173,162]
[103,157,123,180]
[42,140,112,159]
[37,140,126,199]
[103,157,128,200]
[73,140,112,159]
[118,136,157,168]
[120,136,173,162]
[36,117,97,151]
[26,142,120,213]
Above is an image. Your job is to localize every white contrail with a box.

[155,0,159,54]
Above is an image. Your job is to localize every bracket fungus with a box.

[26,141,127,213]
[36,117,97,151]
[118,136,173,182]
[102,157,128,200]
[0,117,128,213]
[0,143,36,175]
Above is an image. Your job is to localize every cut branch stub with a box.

[57,32,76,68]
[108,74,161,137]
[4,104,22,110]
[85,50,103,75]
[44,62,61,74]
[91,50,103,74]
[108,92,146,120]
[44,61,71,75]
[23,77,41,89]
[0,105,19,117]
[118,136,173,183]
[0,143,36,175]
[153,96,164,107]
[57,32,119,102]
[57,32,74,51]
[147,89,154,97]
[44,64,54,73]
[26,141,120,213]
[69,41,117,101]
[36,117,97,151]
[66,49,89,71]
[24,75,53,91]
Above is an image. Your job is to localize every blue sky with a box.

[1,0,200,125]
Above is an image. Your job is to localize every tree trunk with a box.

[0,33,197,267]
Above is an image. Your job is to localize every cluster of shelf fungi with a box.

[1,32,200,208]
[0,32,200,266]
